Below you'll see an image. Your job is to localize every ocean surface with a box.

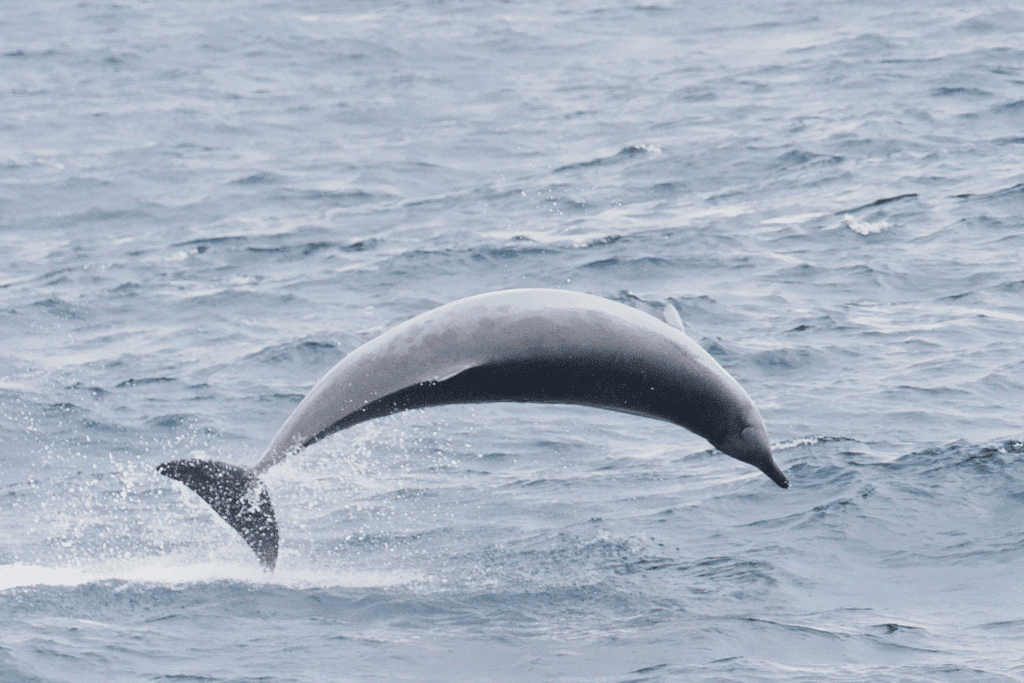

[2,1,1023,680]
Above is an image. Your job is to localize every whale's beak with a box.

[717,425,789,489]
[757,454,789,489]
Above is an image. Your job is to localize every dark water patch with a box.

[156,68,189,80]
[181,289,296,311]
[110,282,141,296]
[701,338,729,360]
[145,413,211,431]
[785,314,843,333]
[554,144,658,173]
[219,237,385,258]
[302,242,332,255]
[931,87,991,97]
[738,615,841,639]
[684,557,778,586]
[989,233,1024,248]
[172,235,251,249]
[973,182,1024,201]
[475,186,530,202]
[580,256,672,271]
[778,458,860,490]
[299,341,336,351]
[828,135,903,157]
[229,171,285,185]
[994,136,1024,145]
[479,245,555,261]
[80,418,132,434]
[31,298,85,320]
[43,402,83,415]
[543,195,590,212]
[116,377,175,388]
[809,496,859,516]
[751,348,817,371]
[68,383,107,398]
[577,234,621,248]
[277,188,382,204]
[977,618,1024,631]
[381,487,435,501]
[956,10,1024,33]
[675,86,717,102]
[262,392,305,402]
[993,99,1024,114]
[342,238,382,252]
[897,338,942,352]
[36,265,82,287]
[617,556,678,574]
[242,338,344,368]
[776,262,826,282]
[652,181,686,194]
[101,52,134,68]
[952,447,1015,474]
[842,32,899,54]
[883,440,1024,480]
[152,674,219,681]
[55,208,148,227]
[891,384,972,398]
[774,150,845,169]
[870,622,925,635]
[246,245,288,253]
[841,193,918,213]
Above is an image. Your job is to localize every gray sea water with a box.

[2,1,1024,680]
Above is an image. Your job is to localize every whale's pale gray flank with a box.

[158,289,788,570]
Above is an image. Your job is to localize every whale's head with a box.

[715,421,789,488]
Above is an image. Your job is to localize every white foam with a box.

[773,436,827,450]
[839,213,889,235]
[0,559,422,592]
[0,564,91,591]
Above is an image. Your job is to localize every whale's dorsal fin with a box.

[662,302,685,334]
[429,361,479,384]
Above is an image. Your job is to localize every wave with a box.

[553,144,661,173]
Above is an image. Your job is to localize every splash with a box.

[0,559,422,591]
[840,213,889,235]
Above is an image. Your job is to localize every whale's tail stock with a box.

[157,459,279,571]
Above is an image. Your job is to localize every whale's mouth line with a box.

[710,425,790,489]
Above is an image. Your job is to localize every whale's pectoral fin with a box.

[157,459,279,571]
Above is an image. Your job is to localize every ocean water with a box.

[2,0,1023,680]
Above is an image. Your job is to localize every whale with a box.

[157,289,788,570]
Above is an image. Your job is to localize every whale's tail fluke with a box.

[157,459,279,571]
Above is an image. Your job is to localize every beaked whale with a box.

[158,289,788,570]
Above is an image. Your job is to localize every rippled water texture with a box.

[2,1,1023,681]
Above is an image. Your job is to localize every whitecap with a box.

[839,213,889,235]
